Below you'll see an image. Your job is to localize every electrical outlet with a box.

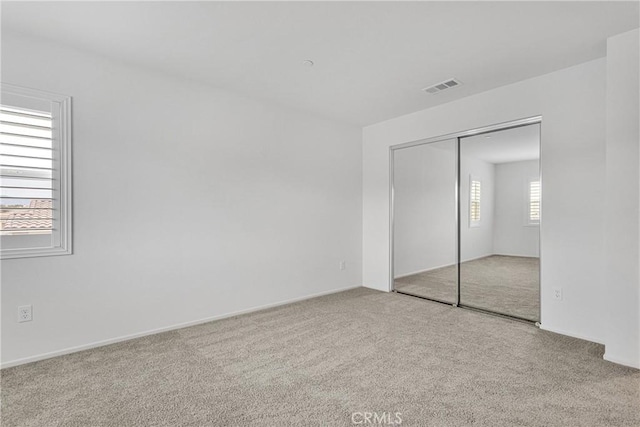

[553,288,563,301]
[18,305,32,323]
[339,260,346,271]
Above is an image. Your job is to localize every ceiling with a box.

[2,1,638,126]
[462,124,540,164]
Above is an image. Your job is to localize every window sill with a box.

[1,246,72,260]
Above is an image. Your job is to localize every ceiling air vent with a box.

[423,78,462,94]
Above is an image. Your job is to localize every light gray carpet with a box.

[395,255,540,321]
[2,288,638,426]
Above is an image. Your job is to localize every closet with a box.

[391,119,541,322]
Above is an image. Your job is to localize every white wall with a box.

[460,154,495,261]
[0,31,363,366]
[363,58,607,345]
[493,160,540,257]
[393,141,456,277]
[604,29,640,368]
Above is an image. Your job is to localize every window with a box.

[528,178,541,225]
[1,84,72,259]
[469,177,481,227]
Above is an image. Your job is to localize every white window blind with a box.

[0,84,72,259]
[1,106,54,235]
[529,179,541,224]
[470,179,481,224]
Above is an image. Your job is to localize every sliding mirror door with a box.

[458,124,541,321]
[393,139,457,304]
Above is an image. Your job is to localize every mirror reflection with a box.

[459,124,540,321]
[393,139,457,304]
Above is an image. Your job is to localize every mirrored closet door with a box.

[392,139,457,304]
[391,119,541,323]
[459,124,540,321]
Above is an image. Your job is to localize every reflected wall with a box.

[393,139,457,304]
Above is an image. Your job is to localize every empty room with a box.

[1,1,639,426]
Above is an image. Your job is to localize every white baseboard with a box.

[538,325,639,369]
[603,353,640,369]
[492,253,539,258]
[394,263,456,279]
[1,284,362,369]
[363,283,391,292]
[394,254,494,279]
[539,324,605,345]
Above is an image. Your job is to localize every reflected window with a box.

[470,177,481,226]
[528,178,541,225]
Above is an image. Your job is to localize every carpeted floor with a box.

[2,288,638,426]
[395,255,540,321]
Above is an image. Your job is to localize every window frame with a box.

[469,175,481,228]
[1,83,72,259]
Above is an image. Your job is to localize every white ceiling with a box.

[2,1,638,126]
[462,124,540,164]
